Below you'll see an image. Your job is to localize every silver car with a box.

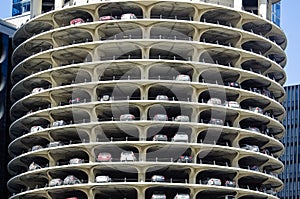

[49,178,63,187]
[173,132,188,142]
[175,74,190,81]
[174,193,190,199]
[69,158,85,164]
[175,115,189,122]
[120,114,135,121]
[47,141,63,148]
[95,175,111,183]
[207,98,222,105]
[63,175,81,185]
[155,95,169,100]
[120,151,136,161]
[151,194,166,199]
[28,162,41,171]
[240,144,259,152]
[153,114,168,121]
[53,120,66,127]
[30,126,44,132]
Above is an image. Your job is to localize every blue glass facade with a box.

[279,85,300,199]
[12,0,30,16]
[0,20,16,198]
[272,2,281,26]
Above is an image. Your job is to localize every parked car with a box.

[175,74,191,81]
[120,114,135,121]
[177,155,192,163]
[224,101,240,108]
[151,194,166,199]
[66,197,78,199]
[96,152,112,162]
[63,175,81,185]
[153,114,168,121]
[265,189,277,195]
[249,165,259,171]
[53,120,66,127]
[120,151,136,161]
[30,125,44,132]
[260,148,270,155]
[208,118,224,125]
[151,175,165,182]
[31,87,45,94]
[100,94,111,101]
[69,97,80,104]
[28,162,41,171]
[155,95,169,100]
[121,13,137,19]
[207,98,222,105]
[70,18,85,25]
[224,196,236,199]
[99,16,115,21]
[249,106,263,114]
[226,81,240,88]
[174,193,190,199]
[203,178,222,186]
[246,127,260,133]
[47,141,63,148]
[224,180,236,187]
[174,115,189,122]
[31,145,43,151]
[240,144,259,152]
[95,175,111,183]
[173,132,188,142]
[49,178,63,187]
[153,134,168,141]
[69,158,85,164]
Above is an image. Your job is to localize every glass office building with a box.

[272,2,281,26]
[0,19,16,198]
[12,0,30,16]
[279,85,300,199]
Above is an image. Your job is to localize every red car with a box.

[99,16,115,21]
[70,18,84,25]
[96,152,112,162]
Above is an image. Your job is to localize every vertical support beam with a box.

[234,0,243,10]
[30,0,43,18]
[55,0,65,10]
[258,0,268,18]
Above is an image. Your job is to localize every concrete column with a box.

[30,0,43,18]
[54,0,65,9]
[258,0,268,18]
[234,0,243,10]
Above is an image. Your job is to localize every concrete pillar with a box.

[30,0,43,18]
[258,0,268,18]
[234,0,243,10]
[54,0,65,10]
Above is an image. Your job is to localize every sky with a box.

[0,0,298,86]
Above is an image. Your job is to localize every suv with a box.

[49,178,63,187]
[121,13,137,19]
[155,95,169,100]
[120,151,136,161]
[174,193,190,199]
[53,120,66,127]
[96,152,112,162]
[120,114,135,121]
[175,74,191,81]
[207,98,222,105]
[174,115,189,122]
[240,144,259,152]
[153,134,168,141]
[63,175,81,185]
[153,114,168,121]
[173,132,188,142]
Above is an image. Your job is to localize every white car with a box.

[120,151,136,161]
[47,141,63,148]
[173,132,188,142]
[175,115,189,122]
[49,178,63,187]
[240,144,259,152]
[120,114,135,121]
[207,98,222,105]
[153,114,168,121]
[175,74,190,81]
[95,175,111,183]
[155,95,169,100]
[30,126,44,132]
[224,101,240,108]
[28,162,41,171]
[69,158,85,164]
[204,178,222,186]
[174,193,190,199]
[31,87,45,94]
[151,194,166,199]
[53,120,66,127]
[121,13,137,20]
